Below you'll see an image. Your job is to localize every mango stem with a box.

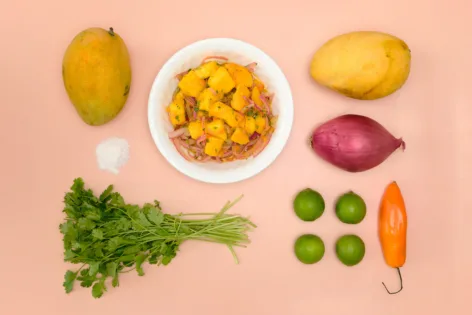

[108,27,115,36]
[382,267,403,294]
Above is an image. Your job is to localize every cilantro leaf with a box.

[123,245,141,255]
[63,204,78,219]
[59,221,73,235]
[115,217,131,232]
[78,218,95,230]
[94,247,104,258]
[107,237,124,251]
[109,192,125,206]
[63,270,77,293]
[77,271,96,288]
[71,178,84,193]
[84,207,101,221]
[99,184,114,201]
[106,262,117,278]
[161,256,173,265]
[146,206,164,226]
[92,229,104,240]
[64,249,76,261]
[89,262,100,276]
[118,255,135,262]
[125,204,140,219]
[135,254,147,276]
[160,242,168,253]
[149,254,160,265]
[92,283,104,299]
[137,212,152,227]
[112,274,120,287]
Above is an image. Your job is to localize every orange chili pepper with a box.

[378,181,407,294]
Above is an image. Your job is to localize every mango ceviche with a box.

[166,56,278,163]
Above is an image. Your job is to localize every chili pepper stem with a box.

[382,267,403,294]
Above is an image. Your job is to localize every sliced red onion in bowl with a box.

[201,56,228,63]
[168,127,188,139]
[201,116,206,129]
[185,103,193,121]
[171,138,191,161]
[245,62,257,72]
[250,132,260,141]
[253,135,272,158]
[175,70,189,80]
[259,93,271,115]
[196,134,207,146]
[185,96,196,106]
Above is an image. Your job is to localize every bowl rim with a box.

[147,37,294,184]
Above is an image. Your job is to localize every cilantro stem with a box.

[228,245,239,264]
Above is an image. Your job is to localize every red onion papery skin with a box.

[310,114,405,172]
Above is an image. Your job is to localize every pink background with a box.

[1,0,470,314]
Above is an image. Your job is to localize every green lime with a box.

[293,188,325,221]
[335,234,365,266]
[294,234,325,264]
[335,191,366,224]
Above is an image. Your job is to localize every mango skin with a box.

[62,27,131,125]
[310,31,411,100]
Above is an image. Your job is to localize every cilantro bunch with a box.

[60,178,256,298]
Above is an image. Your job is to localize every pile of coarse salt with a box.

[95,137,130,174]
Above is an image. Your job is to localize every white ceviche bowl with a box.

[148,37,294,184]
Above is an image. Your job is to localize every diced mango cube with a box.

[174,91,186,107]
[255,114,266,134]
[231,85,250,111]
[209,101,244,128]
[167,101,186,126]
[251,86,263,107]
[244,116,256,136]
[178,70,206,97]
[208,67,235,94]
[194,61,219,79]
[205,119,227,141]
[231,127,250,145]
[204,136,225,157]
[209,101,232,120]
[197,88,222,111]
[224,63,254,87]
[224,110,244,128]
[188,121,204,140]
[253,77,265,91]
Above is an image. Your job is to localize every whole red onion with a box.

[310,114,405,172]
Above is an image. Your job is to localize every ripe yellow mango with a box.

[62,27,132,126]
[310,31,411,100]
